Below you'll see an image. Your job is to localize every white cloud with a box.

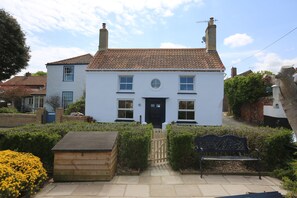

[160,42,187,48]
[20,46,88,74]
[224,33,254,48]
[1,0,202,36]
[253,52,297,73]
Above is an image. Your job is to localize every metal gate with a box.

[150,129,167,166]
[46,112,56,123]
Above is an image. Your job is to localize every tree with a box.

[32,71,47,76]
[275,66,297,136]
[45,96,60,111]
[224,72,271,117]
[0,86,31,111]
[0,9,30,81]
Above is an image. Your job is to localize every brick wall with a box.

[240,97,272,125]
[0,113,37,127]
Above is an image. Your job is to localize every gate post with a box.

[36,108,45,124]
[55,108,64,123]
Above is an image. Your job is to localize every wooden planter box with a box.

[52,131,118,182]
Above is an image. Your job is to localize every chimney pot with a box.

[102,23,106,29]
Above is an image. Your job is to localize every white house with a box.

[45,54,93,111]
[86,18,225,128]
[264,85,291,128]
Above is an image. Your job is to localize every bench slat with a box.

[202,156,259,161]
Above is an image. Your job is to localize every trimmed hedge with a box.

[0,122,152,173]
[167,125,294,171]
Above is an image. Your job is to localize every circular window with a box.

[151,79,161,89]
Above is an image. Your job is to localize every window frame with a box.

[178,100,195,121]
[63,65,74,82]
[62,91,73,109]
[179,76,195,92]
[117,99,134,120]
[119,75,133,91]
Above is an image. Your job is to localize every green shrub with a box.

[0,150,47,197]
[118,129,151,170]
[0,107,18,113]
[0,122,152,172]
[64,97,85,115]
[0,131,61,171]
[167,125,293,171]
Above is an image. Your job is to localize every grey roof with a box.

[52,131,118,152]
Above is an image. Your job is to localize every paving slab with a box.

[174,184,202,196]
[71,184,103,195]
[222,184,250,195]
[245,176,274,185]
[97,184,126,196]
[161,175,183,184]
[139,176,162,184]
[199,184,229,197]
[125,184,149,197]
[116,176,139,184]
[150,185,176,197]
[224,175,251,184]
[181,175,207,184]
[46,184,78,196]
[204,175,230,184]
[245,184,275,193]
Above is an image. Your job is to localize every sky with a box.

[1,0,297,78]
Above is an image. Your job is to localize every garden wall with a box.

[0,113,36,127]
[240,97,272,125]
[0,108,44,127]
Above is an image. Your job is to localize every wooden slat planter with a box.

[52,131,118,182]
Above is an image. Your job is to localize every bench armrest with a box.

[194,146,203,152]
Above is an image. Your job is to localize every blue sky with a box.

[1,0,297,77]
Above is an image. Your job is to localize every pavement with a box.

[34,164,287,198]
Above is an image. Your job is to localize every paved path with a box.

[35,164,286,197]
[222,113,255,128]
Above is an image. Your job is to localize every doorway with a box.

[145,98,166,128]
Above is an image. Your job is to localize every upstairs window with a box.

[118,100,133,119]
[63,66,74,81]
[178,100,195,121]
[119,76,133,90]
[180,76,194,91]
[62,91,73,109]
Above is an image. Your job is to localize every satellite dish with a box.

[202,36,206,43]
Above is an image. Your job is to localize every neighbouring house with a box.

[86,18,225,128]
[0,73,46,112]
[263,84,291,129]
[45,54,93,111]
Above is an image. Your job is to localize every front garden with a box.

[0,122,296,196]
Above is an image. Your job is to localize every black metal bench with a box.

[194,134,261,179]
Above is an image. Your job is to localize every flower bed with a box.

[0,150,47,197]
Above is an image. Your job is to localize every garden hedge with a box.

[167,125,294,171]
[0,122,152,173]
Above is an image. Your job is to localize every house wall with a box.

[45,64,87,111]
[86,71,224,126]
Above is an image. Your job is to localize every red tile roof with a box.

[87,49,225,71]
[1,76,46,86]
[47,54,93,65]
[30,89,46,95]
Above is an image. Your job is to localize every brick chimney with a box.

[99,23,108,51]
[231,67,237,77]
[25,72,31,77]
[205,17,216,52]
